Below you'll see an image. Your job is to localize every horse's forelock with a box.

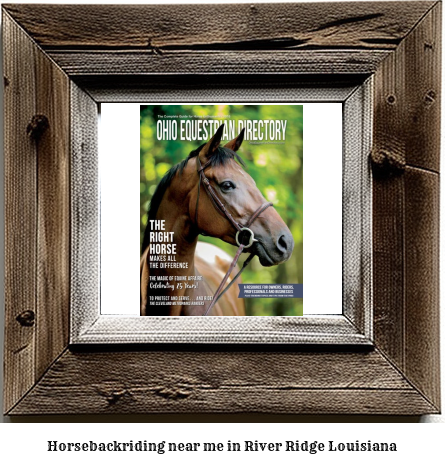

[188,145,245,168]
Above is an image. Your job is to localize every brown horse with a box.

[140,125,294,316]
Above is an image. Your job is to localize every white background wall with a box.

[100,103,343,315]
[0,0,444,462]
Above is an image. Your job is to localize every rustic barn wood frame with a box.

[72,83,372,345]
[2,2,440,415]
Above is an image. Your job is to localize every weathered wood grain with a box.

[372,9,407,373]
[342,82,372,336]
[34,47,71,380]
[372,33,406,370]
[371,2,441,411]
[47,50,391,76]
[3,2,433,79]
[372,174,405,369]
[372,2,441,172]
[3,11,71,412]
[404,167,440,409]
[3,13,37,414]
[69,83,99,340]
[2,2,441,416]
[3,2,435,50]
[74,316,370,345]
[404,2,441,172]
[76,75,363,103]
[9,349,438,415]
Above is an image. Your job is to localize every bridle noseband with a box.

[195,156,273,316]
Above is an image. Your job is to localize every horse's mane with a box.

[141,145,245,253]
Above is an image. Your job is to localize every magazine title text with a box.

[156,118,287,141]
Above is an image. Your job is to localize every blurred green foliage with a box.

[141,105,303,316]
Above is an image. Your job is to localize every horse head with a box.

[189,124,294,266]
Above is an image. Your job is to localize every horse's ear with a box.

[224,128,244,152]
[199,124,224,161]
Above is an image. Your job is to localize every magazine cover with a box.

[140,105,303,316]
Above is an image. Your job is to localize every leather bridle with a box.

[195,156,273,316]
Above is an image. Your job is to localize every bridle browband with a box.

[194,156,273,316]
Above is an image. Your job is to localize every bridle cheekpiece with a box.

[194,156,273,315]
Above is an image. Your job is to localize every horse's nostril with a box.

[277,234,289,252]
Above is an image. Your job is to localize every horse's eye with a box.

[220,181,236,192]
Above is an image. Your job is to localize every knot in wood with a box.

[155,386,191,400]
[16,310,35,327]
[27,115,49,140]
[105,390,127,405]
[95,385,130,405]
[370,149,405,177]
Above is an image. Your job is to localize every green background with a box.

[141,104,303,316]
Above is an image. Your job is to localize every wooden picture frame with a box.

[2,2,440,415]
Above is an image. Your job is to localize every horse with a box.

[140,124,294,316]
